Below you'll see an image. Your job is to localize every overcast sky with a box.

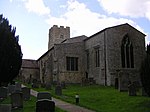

[0,0,150,59]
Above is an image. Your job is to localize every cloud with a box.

[24,0,50,16]
[46,0,143,37]
[98,0,150,20]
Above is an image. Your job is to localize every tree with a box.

[140,44,150,96]
[0,14,22,85]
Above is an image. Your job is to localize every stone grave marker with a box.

[22,87,30,100]
[36,99,55,112]
[55,85,62,96]
[0,104,11,112]
[118,72,129,91]
[45,83,51,90]
[32,79,39,88]
[15,82,22,92]
[61,82,66,89]
[128,83,137,96]
[142,87,148,96]
[8,85,16,95]
[37,92,52,100]
[11,92,23,109]
[0,87,8,100]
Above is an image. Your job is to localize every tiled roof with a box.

[63,35,87,43]
[22,59,39,69]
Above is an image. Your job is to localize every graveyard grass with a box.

[34,84,150,112]
[0,95,66,112]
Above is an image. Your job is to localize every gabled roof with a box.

[84,23,146,41]
[63,35,87,43]
[22,59,39,69]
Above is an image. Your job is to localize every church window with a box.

[66,57,78,71]
[121,35,134,68]
[95,48,100,67]
[86,50,89,69]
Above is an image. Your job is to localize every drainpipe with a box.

[104,31,107,86]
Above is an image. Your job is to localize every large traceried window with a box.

[66,57,78,71]
[121,35,134,68]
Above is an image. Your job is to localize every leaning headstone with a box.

[11,92,23,109]
[8,85,16,95]
[22,87,30,100]
[128,83,137,96]
[15,82,22,92]
[37,92,52,100]
[55,85,62,96]
[0,87,8,100]
[36,99,55,112]
[0,104,11,112]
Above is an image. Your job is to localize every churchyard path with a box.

[23,85,95,112]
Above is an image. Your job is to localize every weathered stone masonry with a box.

[20,23,146,89]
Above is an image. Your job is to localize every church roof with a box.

[63,35,87,43]
[22,59,39,69]
[85,23,146,41]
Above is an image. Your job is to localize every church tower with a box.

[48,25,70,50]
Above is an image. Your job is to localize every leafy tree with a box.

[0,14,22,86]
[140,44,150,96]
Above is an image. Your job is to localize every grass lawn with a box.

[34,84,150,112]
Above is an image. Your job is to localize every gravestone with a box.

[61,82,66,89]
[45,83,51,90]
[36,99,55,112]
[15,82,22,92]
[118,72,129,91]
[8,85,16,95]
[128,83,137,96]
[55,85,62,96]
[11,92,23,109]
[32,79,39,88]
[0,104,11,112]
[22,87,30,100]
[0,87,8,100]
[142,87,148,96]
[37,92,52,100]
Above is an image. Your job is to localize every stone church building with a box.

[20,23,146,90]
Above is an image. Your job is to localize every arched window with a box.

[121,35,134,68]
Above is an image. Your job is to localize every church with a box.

[20,23,146,90]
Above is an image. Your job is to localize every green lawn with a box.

[21,83,150,112]
[47,84,150,112]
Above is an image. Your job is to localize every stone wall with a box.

[54,41,85,83]
[105,24,145,86]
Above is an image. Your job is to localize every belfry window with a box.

[121,35,134,68]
